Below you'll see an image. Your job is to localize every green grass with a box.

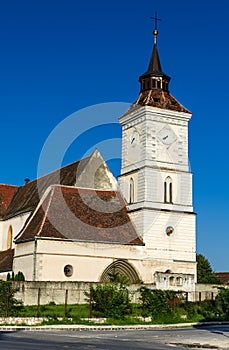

[14,302,206,326]
[18,302,89,319]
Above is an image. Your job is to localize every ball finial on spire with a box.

[150,11,161,45]
[153,29,158,45]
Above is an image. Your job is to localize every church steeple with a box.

[133,15,190,114]
[139,23,170,93]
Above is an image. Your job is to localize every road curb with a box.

[0,321,229,332]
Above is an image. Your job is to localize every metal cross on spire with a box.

[150,11,162,45]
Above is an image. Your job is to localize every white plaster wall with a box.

[144,167,193,208]
[0,213,31,251]
[14,239,146,282]
[12,241,35,280]
[118,172,139,204]
[119,106,192,175]
[14,238,196,289]
[128,209,196,273]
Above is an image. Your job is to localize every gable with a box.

[3,150,117,220]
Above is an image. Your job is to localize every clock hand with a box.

[131,137,135,144]
[163,135,168,140]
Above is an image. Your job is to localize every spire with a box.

[146,43,163,74]
[133,13,191,113]
[139,13,170,93]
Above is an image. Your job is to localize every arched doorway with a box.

[100,259,140,283]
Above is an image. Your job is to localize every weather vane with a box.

[150,11,162,45]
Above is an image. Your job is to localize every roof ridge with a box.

[24,154,92,187]
[37,186,55,237]
[14,186,53,242]
[51,184,118,192]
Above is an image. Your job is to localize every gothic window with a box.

[129,178,134,204]
[164,176,173,204]
[7,225,13,249]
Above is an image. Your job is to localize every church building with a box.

[0,24,196,295]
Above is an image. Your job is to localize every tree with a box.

[214,287,229,320]
[85,282,131,319]
[0,280,23,317]
[197,254,221,284]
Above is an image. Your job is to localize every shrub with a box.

[0,280,23,317]
[139,287,184,322]
[85,283,131,319]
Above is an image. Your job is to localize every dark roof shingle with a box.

[133,89,191,113]
[16,185,143,246]
[3,156,91,220]
[0,248,14,273]
[216,272,229,284]
[0,185,19,218]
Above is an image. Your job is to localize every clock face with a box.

[158,127,177,146]
[130,129,140,146]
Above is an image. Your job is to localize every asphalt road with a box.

[0,325,229,350]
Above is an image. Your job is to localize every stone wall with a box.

[14,281,156,305]
[194,283,223,301]
[14,281,226,306]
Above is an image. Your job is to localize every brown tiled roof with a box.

[0,248,14,273]
[0,185,19,218]
[133,89,191,113]
[216,272,229,284]
[15,185,143,246]
[3,156,91,220]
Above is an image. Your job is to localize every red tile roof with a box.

[15,185,143,246]
[0,185,19,218]
[0,248,14,273]
[216,272,229,284]
[3,156,91,220]
[133,89,191,113]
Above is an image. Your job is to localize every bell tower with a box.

[119,18,196,283]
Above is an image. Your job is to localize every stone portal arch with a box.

[100,259,140,283]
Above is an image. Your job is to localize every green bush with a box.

[0,280,23,317]
[85,283,131,319]
[213,287,229,320]
[139,287,185,323]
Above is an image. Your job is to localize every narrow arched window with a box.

[7,225,13,249]
[164,177,173,204]
[169,182,173,203]
[164,181,167,203]
[129,178,134,204]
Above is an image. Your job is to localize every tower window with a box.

[129,178,134,204]
[157,80,161,89]
[164,176,173,204]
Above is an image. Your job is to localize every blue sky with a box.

[0,0,228,271]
